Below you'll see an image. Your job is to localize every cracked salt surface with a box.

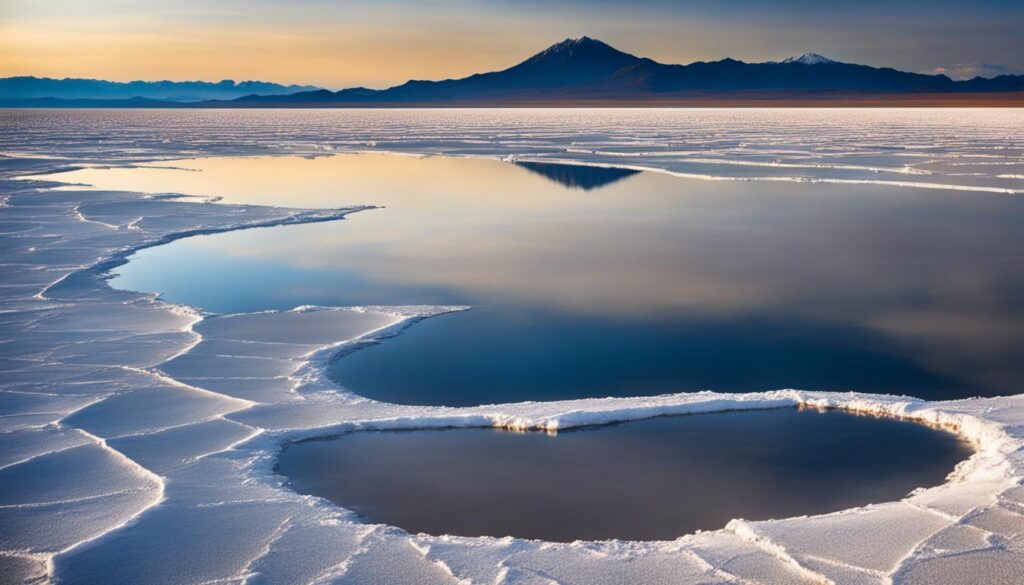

[0,108,1022,584]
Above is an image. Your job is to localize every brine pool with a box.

[276,408,970,541]
[37,151,1003,539]
[47,152,1024,405]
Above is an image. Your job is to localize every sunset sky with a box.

[1,0,1021,88]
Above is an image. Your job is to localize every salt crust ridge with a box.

[1,109,1023,584]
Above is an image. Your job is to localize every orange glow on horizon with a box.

[0,21,542,88]
[0,2,738,88]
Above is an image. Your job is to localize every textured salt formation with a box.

[1,108,1022,584]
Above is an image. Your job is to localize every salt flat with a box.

[0,108,1022,584]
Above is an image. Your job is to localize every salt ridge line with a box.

[216,146,1021,195]
[562,149,938,175]
[0,147,1019,585]
[505,156,1024,195]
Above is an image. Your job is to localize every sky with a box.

[1,0,1021,88]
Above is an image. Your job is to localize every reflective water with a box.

[276,409,971,541]
[50,153,1024,403]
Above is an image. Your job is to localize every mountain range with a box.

[0,77,320,102]
[2,37,1021,107]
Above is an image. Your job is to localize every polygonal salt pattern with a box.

[2,111,1023,585]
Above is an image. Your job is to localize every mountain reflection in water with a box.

[515,161,641,190]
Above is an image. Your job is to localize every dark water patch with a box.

[330,308,961,406]
[276,408,972,541]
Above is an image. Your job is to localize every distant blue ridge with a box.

[3,37,1021,107]
[0,76,320,102]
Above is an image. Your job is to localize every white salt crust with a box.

[1,108,1022,584]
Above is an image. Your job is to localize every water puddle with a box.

[276,409,971,541]
[41,153,1024,402]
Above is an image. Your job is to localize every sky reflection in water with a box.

[52,153,1022,403]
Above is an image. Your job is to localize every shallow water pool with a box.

[46,153,1024,403]
[276,408,971,541]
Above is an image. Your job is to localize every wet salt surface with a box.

[61,152,1024,403]
[278,409,971,541]
[2,108,1023,585]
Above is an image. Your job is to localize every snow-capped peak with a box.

[781,53,837,65]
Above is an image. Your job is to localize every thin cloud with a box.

[929,62,1012,80]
